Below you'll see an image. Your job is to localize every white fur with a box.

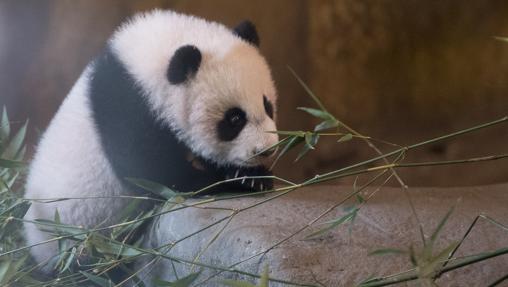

[24,67,130,268]
[23,10,278,269]
[112,10,278,166]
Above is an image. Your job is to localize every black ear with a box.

[233,20,260,47]
[167,45,202,85]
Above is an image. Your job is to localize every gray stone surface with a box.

[138,184,508,286]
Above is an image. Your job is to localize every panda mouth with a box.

[186,152,274,192]
[223,165,274,192]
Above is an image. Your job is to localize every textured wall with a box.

[1,1,507,186]
[302,1,508,185]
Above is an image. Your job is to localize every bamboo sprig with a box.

[1,99,507,287]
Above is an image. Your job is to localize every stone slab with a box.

[138,184,508,286]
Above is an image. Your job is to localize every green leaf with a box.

[153,271,201,287]
[0,158,24,169]
[117,199,142,221]
[337,133,353,143]
[61,247,76,273]
[369,248,407,256]
[430,206,455,244]
[0,106,10,144]
[358,276,383,286]
[420,241,459,278]
[270,136,304,169]
[33,219,86,240]
[432,241,459,264]
[14,145,26,161]
[304,133,316,150]
[251,136,293,159]
[2,120,27,160]
[80,271,113,287]
[259,265,270,287]
[54,209,61,224]
[267,130,306,137]
[295,133,319,162]
[305,208,358,239]
[90,236,143,258]
[0,259,13,285]
[297,107,334,120]
[314,119,338,132]
[0,255,27,285]
[125,178,178,200]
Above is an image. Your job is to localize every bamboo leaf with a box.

[305,208,358,239]
[420,241,459,278]
[359,276,383,286]
[14,145,26,161]
[369,248,407,256]
[259,265,270,287]
[338,133,353,143]
[295,134,319,162]
[0,255,28,285]
[0,259,12,285]
[61,247,76,273]
[33,219,86,239]
[2,120,28,160]
[270,136,304,169]
[267,130,306,137]
[430,206,455,244]
[304,133,316,150]
[125,178,178,200]
[54,209,61,224]
[0,106,10,144]
[314,119,338,132]
[90,236,143,258]
[0,158,24,169]
[251,136,292,159]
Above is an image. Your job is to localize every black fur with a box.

[167,45,202,85]
[217,107,247,142]
[233,20,260,47]
[89,47,272,195]
[263,95,274,119]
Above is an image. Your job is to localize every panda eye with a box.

[263,95,274,119]
[228,112,244,126]
[217,107,247,141]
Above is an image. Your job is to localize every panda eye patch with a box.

[217,107,247,141]
[263,95,274,119]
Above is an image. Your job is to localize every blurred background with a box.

[1,0,507,186]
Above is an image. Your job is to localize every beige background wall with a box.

[1,0,507,186]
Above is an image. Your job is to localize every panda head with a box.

[166,28,278,168]
[111,11,278,168]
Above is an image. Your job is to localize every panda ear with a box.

[233,20,260,47]
[167,45,202,85]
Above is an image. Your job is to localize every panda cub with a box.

[24,10,278,269]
